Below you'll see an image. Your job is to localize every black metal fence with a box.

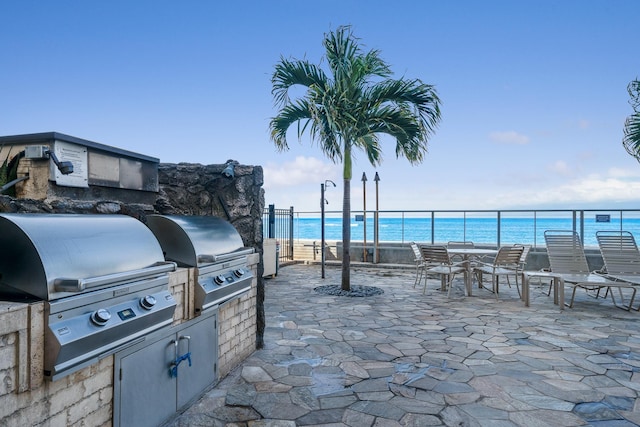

[263,204,294,262]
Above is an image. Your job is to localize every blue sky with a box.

[1,1,639,213]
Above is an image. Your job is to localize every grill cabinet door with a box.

[176,314,218,408]
[114,309,218,427]
[118,336,176,427]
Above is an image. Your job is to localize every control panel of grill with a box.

[195,265,253,313]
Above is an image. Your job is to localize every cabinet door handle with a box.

[169,336,192,378]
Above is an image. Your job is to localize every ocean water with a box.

[292,216,640,247]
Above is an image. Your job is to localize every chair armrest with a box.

[471,260,494,269]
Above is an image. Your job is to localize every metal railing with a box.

[288,209,640,248]
[262,205,294,261]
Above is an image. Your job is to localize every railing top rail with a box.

[292,208,640,215]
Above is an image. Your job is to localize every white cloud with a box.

[608,167,640,179]
[547,160,572,176]
[488,131,530,145]
[483,168,640,208]
[263,156,338,189]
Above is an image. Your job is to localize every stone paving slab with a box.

[164,264,640,426]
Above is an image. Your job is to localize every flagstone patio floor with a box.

[164,263,640,427]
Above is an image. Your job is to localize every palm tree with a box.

[623,79,640,162]
[270,26,441,291]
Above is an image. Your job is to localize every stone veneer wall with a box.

[0,161,264,426]
[0,302,113,427]
[217,253,260,377]
[154,162,266,350]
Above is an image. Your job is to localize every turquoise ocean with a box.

[292,216,640,247]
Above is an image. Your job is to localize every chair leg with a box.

[413,264,422,288]
[568,285,578,308]
[475,270,483,289]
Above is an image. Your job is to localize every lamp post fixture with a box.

[362,172,367,262]
[321,180,336,278]
[374,172,380,263]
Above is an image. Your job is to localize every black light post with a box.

[321,180,335,278]
[374,172,380,263]
[361,172,367,262]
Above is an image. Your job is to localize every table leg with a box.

[557,278,564,310]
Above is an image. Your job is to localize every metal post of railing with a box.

[289,206,294,260]
[463,211,467,241]
[533,211,537,248]
[321,183,326,278]
[497,211,501,248]
[268,204,275,239]
[362,172,367,262]
[431,211,435,244]
[620,211,623,232]
[579,210,585,244]
[374,172,380,263]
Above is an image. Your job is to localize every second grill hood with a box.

[145,215,253,267]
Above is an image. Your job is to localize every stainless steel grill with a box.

[145,215,254,315]
[0,213,176,381]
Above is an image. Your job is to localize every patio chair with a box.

[501,244,531,296]
[419,245,468,296]
[410,242,426,288]
[544,230,637,310]
[596,230,640,310]
[472,245,524,299]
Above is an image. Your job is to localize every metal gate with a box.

[263,205,294,262]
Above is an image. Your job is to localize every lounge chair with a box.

[419,245,468,296]
[544,230,637,310]
[410,242,426,288]
[472,245,524,299]
[596,230,640,310]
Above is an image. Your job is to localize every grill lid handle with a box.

[53,262,177,293]
[197,247,255,264]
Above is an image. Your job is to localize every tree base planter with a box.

[314,284,384,297]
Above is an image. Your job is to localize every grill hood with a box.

[145,215,252,267]
[0,213,172,301]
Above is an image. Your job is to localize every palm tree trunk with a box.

[341,177,351,291]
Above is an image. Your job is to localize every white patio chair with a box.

[410,242,426,288]
[505,244,530,296]
[545,230,636,310]
[472,245,524,299]
[596,230,640,310]
[419,245,468,296]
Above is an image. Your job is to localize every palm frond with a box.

[623,79,640,162]
[269,100,313,151]
[366,79,441,131]
[623,112,640,162]
[271,58,328,106]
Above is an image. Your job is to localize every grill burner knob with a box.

[91,308,111,326]
[233,269,244,278]
[214,275,226,285]
[140,295,157,310]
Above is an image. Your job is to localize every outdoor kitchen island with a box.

[0,132,264,426]
[0,214,259,427]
